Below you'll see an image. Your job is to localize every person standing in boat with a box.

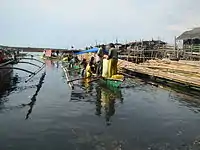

[69,55,76,68]
[74,55,80,63]
[96,45,105,76]
[85,56,96,77]
[80,58,87,77]
[56,50,59,56]
[107,43,118,78]
[68,53,72,62]
[43,50,46,57]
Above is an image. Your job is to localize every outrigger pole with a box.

[25,63,46,82]
[16,61,41,68]
[18,57,44,64]
[0,67,35,74]
[0,60,14,67]
[0,57,46,82]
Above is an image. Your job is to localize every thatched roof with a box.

[177,27,200,40]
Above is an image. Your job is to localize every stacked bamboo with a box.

[118,59,200,87]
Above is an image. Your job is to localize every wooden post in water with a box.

[142,39,145,63]
[174,36,179,59]
[173,36,176,59]
[95,40,98,47]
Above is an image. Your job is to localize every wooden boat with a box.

[0,63,15,96]
[0,50,14,95]
[41,49,61,60]
[0,48,46,85]
[0,49,13,81]
[41,55,61,60]
[16,52,27,57]
[63,68,124,89]
[74,48,125,88]
[99,58,125,88]
[99,76,124,88]
[0,61,13,83]
[62,61,80,70]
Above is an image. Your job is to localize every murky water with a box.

[0,53,200,150]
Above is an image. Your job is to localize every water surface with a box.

[0,53,200,150]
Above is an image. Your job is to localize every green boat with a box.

[99,77,124,88]
[41,55,61,60]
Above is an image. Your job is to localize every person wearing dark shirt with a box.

[89,56,95,73]
[80,58,87,77]
[56,50,59,56]
[107,43,118,77]
[96,45,105,76]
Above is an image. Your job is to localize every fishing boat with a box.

[0,48,46,83]
[0,49,13,83]
[99,76,124,88]
[41,50,61,60]
[66,47,125,88]
[0,61,13,80]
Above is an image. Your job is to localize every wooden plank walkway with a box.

[118,59,200,88]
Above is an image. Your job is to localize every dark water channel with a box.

[0,53,200,150]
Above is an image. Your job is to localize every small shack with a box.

[177,27,200,54]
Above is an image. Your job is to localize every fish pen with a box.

[118,40,168,63]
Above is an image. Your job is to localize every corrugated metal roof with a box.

[177,27,200,40]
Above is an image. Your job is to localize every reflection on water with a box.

[45,59,55,68]
[45,60,59,69]
[169,91,200,114]
[0,70,19,100]
[96,86,123,125]
[21,72,46,119]
[55,61,59,68]
[71,78,123,126]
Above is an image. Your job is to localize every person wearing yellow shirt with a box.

[85,56,96,78]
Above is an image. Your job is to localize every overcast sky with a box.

[0,0,199,48]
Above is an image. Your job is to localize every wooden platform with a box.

[118,59,200,89]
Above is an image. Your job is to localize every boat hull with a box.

[0,61,13,93]
[41,55,61,60]
[0,61,13,78]
[99,78,123,88]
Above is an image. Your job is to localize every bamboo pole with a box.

[67,76,102,83]
[118,59,200,87]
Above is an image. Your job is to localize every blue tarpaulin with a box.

[75,47,108,55]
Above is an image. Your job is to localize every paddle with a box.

[67,76,102,83]
[118,71,135,78]
[87,77,102,83]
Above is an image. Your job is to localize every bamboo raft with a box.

[118,59,200,89]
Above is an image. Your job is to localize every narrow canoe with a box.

[99,77,124,88]
[41,55,61,60]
